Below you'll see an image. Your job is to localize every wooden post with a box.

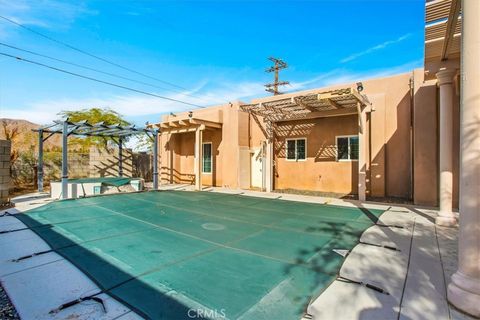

[61,121,69,200]
[194,127,203,191]
[358,103,367,201]
[118,137,123,177]
[153,129,159,190]
[265,121,274,193]
[37,129,44,192]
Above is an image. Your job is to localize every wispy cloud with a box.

[0,0,97,39]
[340,33,411,63]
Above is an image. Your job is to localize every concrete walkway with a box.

[0,187,474,320]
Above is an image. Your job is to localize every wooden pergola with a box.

[33,120,159,198]
[149,116,223,191]
[240,86,371,200]
[425,0,461,63]
[240,87,369,123]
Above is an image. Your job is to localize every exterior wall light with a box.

[356,82,364,92]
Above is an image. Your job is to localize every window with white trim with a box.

[202,142,212,173]
[286,138,306,161]
[336,135,359,161]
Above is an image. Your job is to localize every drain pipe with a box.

[409,73,415,202]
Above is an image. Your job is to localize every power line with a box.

[0,15,192,92]
[0,42,211,103]
[0,51,203,108]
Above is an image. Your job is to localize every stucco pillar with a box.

[194,127,203,191]
[358,103,367,202]
[435,69,457,227]
[447,0,480,316]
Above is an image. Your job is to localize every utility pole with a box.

[265,57,289,95]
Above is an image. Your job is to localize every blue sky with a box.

[0,0,425,126]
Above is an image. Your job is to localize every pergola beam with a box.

[189,118,222,129]
[275,108,357,122]
[294,97,317,112]
[441,0,461,60]
[327,98,342,109]
[158,125,205,135]
[35,120,148,137]
[425,0,462,63]
[152,118,221,132]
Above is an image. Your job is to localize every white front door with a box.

[251,147,263,189]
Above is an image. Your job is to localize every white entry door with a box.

[251,147,263,189]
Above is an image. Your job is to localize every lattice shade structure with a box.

[425,0,461,63]
[33,119,159,198]
[33,120,156,137]
[240,87,369,122]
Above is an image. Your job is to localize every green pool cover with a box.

[16,191,384,320]
[68,177,133,187]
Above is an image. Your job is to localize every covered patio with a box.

[150,116,223,191]
[240,86,371,200]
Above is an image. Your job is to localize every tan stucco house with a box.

[152,69,457,208]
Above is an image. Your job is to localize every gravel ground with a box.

[0,282,20,320]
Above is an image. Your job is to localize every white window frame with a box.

[336,135,359,162]
[202,142,212,174]
[285,138,307,162]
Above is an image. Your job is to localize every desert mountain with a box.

[0,118,62,153]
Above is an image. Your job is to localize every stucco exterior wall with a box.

[273,115,359,194]
[413,75,439,206]
[245,72,415,197]
[155,68,459,207]
[412,68,460,208]
[219,103,241,188]
[361,73,413,199]
[158,102,243,188]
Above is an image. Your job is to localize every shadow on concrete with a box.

[14,212,207,320]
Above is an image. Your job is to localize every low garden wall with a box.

[11,147,152,188]
[0,140,11,204]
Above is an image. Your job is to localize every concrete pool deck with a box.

[0,186,474,320]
